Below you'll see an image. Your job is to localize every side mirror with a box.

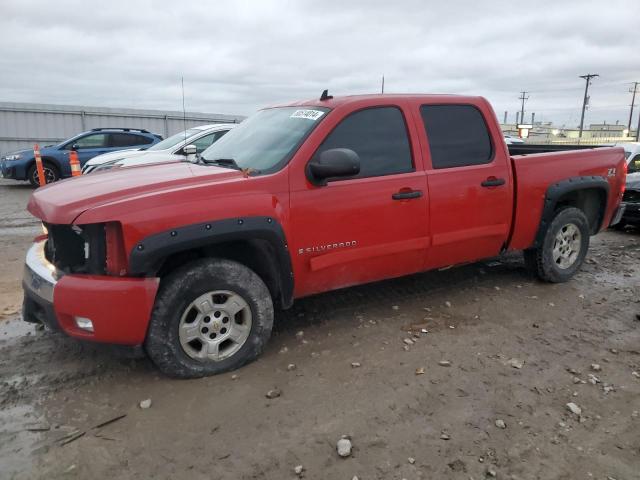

[306,148,360,186]
[71,143,79,151]
[183,144,197,156]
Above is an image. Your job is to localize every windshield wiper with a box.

[202,157,242,170]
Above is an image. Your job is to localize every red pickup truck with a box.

[23,93,627,378]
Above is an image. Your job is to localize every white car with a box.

[616,142,640,174]
[82,123,235,173]
[504,135,525,145]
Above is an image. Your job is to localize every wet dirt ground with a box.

[1,178,639,480]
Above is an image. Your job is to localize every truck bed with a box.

[507,147,626,251]
[507,143,607,156]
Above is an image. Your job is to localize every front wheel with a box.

[28,162,59,187]
[524,207,590,283]
[145,258,274,378]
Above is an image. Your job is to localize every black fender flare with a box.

[533,175,609,248]
[129,216,294,308]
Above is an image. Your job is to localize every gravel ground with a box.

[1,178,639,480]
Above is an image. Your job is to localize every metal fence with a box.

[0,101,245,156]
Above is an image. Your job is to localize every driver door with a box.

[289,105,429,297]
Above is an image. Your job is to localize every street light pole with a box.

[578,73,598,138]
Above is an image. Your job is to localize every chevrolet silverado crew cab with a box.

[23,93,626,378]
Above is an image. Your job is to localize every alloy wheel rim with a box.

[552,223,581,269]
[178,290,252,362]
[32,167,56,185]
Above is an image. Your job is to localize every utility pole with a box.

[518,91,529,125]
[578,73,598,138]
[636,103,640,141]
[381,75,385,94]
[628,81,639,132]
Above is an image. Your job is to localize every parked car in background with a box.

[0,128,162,186]
[504,135,524,144]
[619,171,640,228]
[614,143,640,228]
[617,142,640,173]
[82,124,235,174]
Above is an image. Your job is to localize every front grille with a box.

[623,189,640,203]
[44,223,106,274]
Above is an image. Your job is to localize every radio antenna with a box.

[181,76,187,148]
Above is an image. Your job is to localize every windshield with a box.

[201,107,329,172]
[148,128,202,151]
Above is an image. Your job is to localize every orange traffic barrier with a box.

[33,144,46,186]
[69,150,82,177]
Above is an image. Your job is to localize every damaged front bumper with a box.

[22,240,160,345]
[22,240,60,330]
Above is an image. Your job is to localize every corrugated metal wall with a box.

[0,102,245,156]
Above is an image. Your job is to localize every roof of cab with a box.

[192,123,238,131]
[267,93,485,110]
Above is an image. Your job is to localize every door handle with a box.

[392,190,423,200]
[481,177,506,187]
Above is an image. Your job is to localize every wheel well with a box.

[554,188,606,234]
[156,239,286,309]
[28,157,60,174]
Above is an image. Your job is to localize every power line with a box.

[628,81,639,131]
[578,74,598,138]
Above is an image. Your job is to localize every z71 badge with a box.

[607,167,616,177]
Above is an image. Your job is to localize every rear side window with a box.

[315,106,413,179]
[110,133,152,147]
[420,105,493,169]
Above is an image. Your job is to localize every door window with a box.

[420,105,493,169]
[191,130,228,153]
[314,106,413,179]
[628,154,640,174]
[72,133,108,149]
[109,133,151,147]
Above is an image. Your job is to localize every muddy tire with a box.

[524,207,590,283]
[28,162,59,187]
[145,258,274,378]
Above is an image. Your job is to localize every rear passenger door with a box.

[418,103,513,268]
[109,133,153,150]
[290,105,429,297]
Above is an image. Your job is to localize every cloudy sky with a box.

[1,0,639,127]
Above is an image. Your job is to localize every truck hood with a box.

[28,161,244,224]
[85,148,147,166]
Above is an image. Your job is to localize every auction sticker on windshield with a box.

[290,109,325,121]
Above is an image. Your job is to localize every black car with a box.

[619,172,640,227]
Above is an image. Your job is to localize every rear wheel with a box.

[145,258,274,378]
[28,162,59,187]
[524,207,590,283]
